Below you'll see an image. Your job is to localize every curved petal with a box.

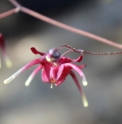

[63,63,88,86]
[58,55,82,64]
[31,47,45,56]
[70,70,83,93]
[70,71,88,107]
[4,58,41,84]
[72,55,83,62]
[50,66,58,81]
[58,57,73,63]
[55,65,70,86]
[25,65,42,86]
[41,68,50,82]
[78,64,86,69]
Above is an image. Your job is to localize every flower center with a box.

[51,79,56,83]
[50,79,56,89]
[45,55,55,62]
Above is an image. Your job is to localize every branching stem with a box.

[0,0,122,49]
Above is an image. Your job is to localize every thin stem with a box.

[9,0,21,7]
[60,44,122,55]
[83,51,122,55]
[0,0,122,49]
[21,7,122,49]
[0,8,16,19]
[61,50,73,57]
[60,44,81,54]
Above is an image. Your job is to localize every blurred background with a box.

[0,0,122,124]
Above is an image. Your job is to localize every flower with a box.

[4,45,88,107]
[0,33,12,68]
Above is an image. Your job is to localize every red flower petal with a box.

[72,55,83,62]
[0,33,12,68]
[50,66,58,81]
[63,63,88,86]
[56,65,71,85]
[0,33,5,48]
[70,70,88,107]
[31,47,45,56]
[59,55,82,64]
[70,71,83,93]
[58,57,73,63]
[4,58,41,84]
[41,62,53,83]
[41,68,50,82]
[63,63,84,78]
[78,64,86,69]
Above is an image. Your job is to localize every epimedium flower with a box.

[0,33,12,68]
[4,45,88,107]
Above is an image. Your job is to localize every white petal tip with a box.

[25,80,31,87]
[25,83,29,87]
[25,81,30,87]
[25,76,34,87]
[4,81,8,84]
[82,95,89,107]
[82,77,88,86]
[83,80,88,86]
[83,101,89,107]
[4,80,10,84]
[4,76,15,84]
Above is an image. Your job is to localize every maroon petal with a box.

[70,71,83,94]
[0,33,12,68]
[58,57,73,63]
[63,63,84,78]
[41,62,53,83]
[31,47,45,56]
[0,33,5,48]
[41,68,50,82]
[72,55,83,62]
[56,65,70,85]
[50,66,58,81]
[58,55,82,64]
[63,63,88,86]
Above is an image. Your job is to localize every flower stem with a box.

[0,0,122,49]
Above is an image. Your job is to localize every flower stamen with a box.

[46,55,55,62]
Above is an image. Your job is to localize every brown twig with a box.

[60,44,122,56]
[0,8,17,19]
[0,0,122,49]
